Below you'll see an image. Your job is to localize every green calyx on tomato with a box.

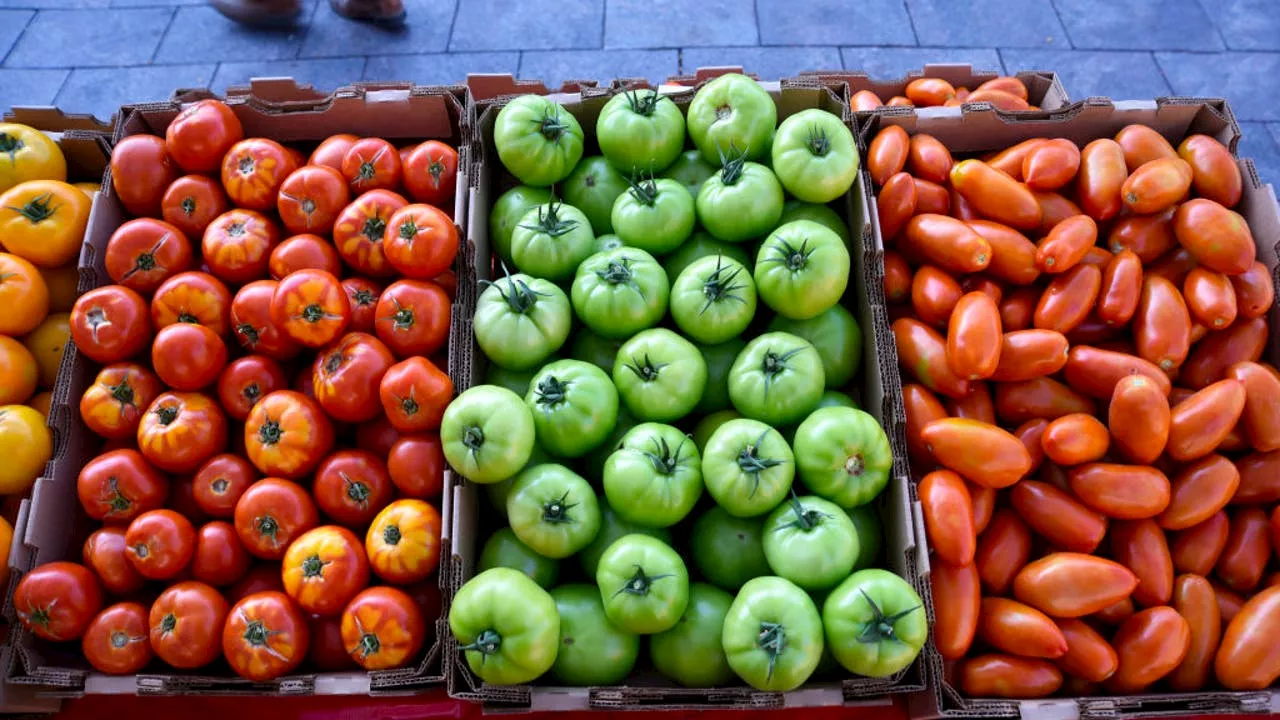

[729,331,825,427]
[596,533,689,634]
[570,247,669,339]
[722,576,823,691]
[695,152,784,243]
[493,95,584,187]
[491,186,553,262]
[525,359,619,458]
[670,254,757,345]
[822,569,926,678]
[770,108,859,204]
[768,304,862,389]
[449,567,561,685]
[441,385,536,484]
[701,418,794,518]
[506,463,601,559]
[603,423,703,528]
[793,407,892,509]
[474,269,571,371]
[612,328,707,422]
[610,175,695,255]
[597,89,686,176]
[754,220,850,320]
[762,493,858,591]
[510,201,595,281]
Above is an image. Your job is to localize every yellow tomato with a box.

[0,124,66,193]
[27,390,51,417]
[39,263,78,313]
[23,312,68,388]
[0,337,36,405]
[0,516,11,588]
[0,405,51,495]
[74,181,100,198]
[0,252,48,335]
[0,180,90,267]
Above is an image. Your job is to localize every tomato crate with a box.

[440,68,929,712]
[800,65,1069,116]
[853,99,1280,720]
[3,79,471,697]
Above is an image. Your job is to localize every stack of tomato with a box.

[12,98,458,683]
[849,75,1037,112]
[870,119,1280,696]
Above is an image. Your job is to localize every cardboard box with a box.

[857,98,1280,720]
[2,107,112,187]
[3,79,470,696]
[443,71,928,711]
[800,64,1069,115]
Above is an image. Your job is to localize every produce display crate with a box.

[2,78,471,697]
[800,65,1069,115]
[852,98,1280,720]
[441,69,929,712]
[3,105,115,169]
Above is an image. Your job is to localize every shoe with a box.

[210,0,303,26]
[329,0,406,26]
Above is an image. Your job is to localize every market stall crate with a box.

[800,65,1068,115]
[4,78,470,697]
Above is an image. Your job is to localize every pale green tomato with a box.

[686,73,777,163]
[669,254,757,345]
[479,527,560,588]
[768,304,863,388]
[823,569,926,677]
[494,95,584,186]
[793,407,892,508]
[661,230,751,281]
[691,409,741,453]
[754,220,850,320]
[549,584,640,685]
[701,418,794,518]
[603,422,702,528]
[441,385,535,484]
[847,504,883,570]
[506,463,601,559]
[696,159,784,243]
[770,108,859,204]
[525,359,619,458]
[779,200,850,246]
[491,186,553,261]
[728,331,825,427]
[721,576,823,691]
[596,533,690,634]
[562,156,630,235]
[510,202,596,281]
[449,567,560,686]
[596,89,686,174]
[612,328,707,422]
[579,497,673,577]
[571,247,669,339]
[762,494,858,591]
[649,583,734,687]
[592,233,625,254]
[474,272,571,371]
[611,177,696,255]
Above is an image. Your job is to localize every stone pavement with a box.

[0,0,1278,181]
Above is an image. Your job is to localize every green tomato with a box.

[729,332,825,427]
[571,247,669,339]
[768,304,862,389]
[578,497,672,577]
[823,569,927,677]
[847,504,883,570]
[696,337,747,414]
[561,156,630,235]
[691,409,740,453]
[754,220,850,320]
[596,89,686,174]
[580,407,639,482]
[696,159,784,243]
[479,527,559,589]
[526,359,619,458]
[612,328,707,422]
[603,423,702,528]
[484,442,552,518]
[690,506,770,591]
[569,328,626,374]
[661,230,751,281]
[510,202,596,281]
[611,177,695,255]
[491,185,553,262]
[662,149,718,199]
[721,576,823,691]
[442,385,535,484]
[816,390,858,410]
[649,583,734,687]
[779,200,850,246]
[762,495,858,591]
[670,255,757,345]
[449,567,560,685]
[596,534,689,634]
[475,272,571,371]
[701,418,794,518]
[549,584,640,685]
[506,463,601,559]
[592,233,625,254]
[494,95,584,187]
[794,407,892,508]
[686,73,777,163]
[484,362,545,398]
[770,108,859,204]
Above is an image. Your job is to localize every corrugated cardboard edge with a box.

[798,65,1069,117]
[862,98,1280,720]
[3,78,472,697]
[443,72,925,712]
[0,107,112,190]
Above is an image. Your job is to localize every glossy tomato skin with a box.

[990,330,1069,383]
[946,292,1002,381]
[162,174,230,240]
[950,159,1041,230]
[356,415,401,457]
[1235,449,1280,505]
[124,509,196,580]
[1013,552,1138,618]
[1041,413,1109,466]
[1172,511,1231,576]
[975,508,1032,595]
[192,520,252,587]
[1010,480,1107,553]
[269,233,343,279]
[1183,317,1268,390]
[867,126,908,186]
[270,269,351,349]
[902,214,992,275]
[70,285,152,364]
[1064,345,1171,400]
[366,499,442,584]
[310,134,358,170]
[1226,361,1280,452]
[277,165,350,236]
[1077,138,1127,221]
[893,318,971,399]
[921,418,1031,488]
[150,271,232,336]
[312,331,396,423]
[1174,199,1256,275]
[151,322,228,391]
[384,203,459,280]
[404,140,458,206]
[1121,157,1192,214]
[221,138,298,211]
[1230,262,1275,320]
[1167,379,1247,462]
[1108,606,1190,693]
[1158,454,1239,531]
[14,562,103,641]
[908,133,953,184]
[111,135,177,217]
[165,99,244,174]
[379,356,453,433]
[960,655,1062,699]
[1110,519,1174,607]
[341,277,382,334]
[82,527,146,595]
[313,449,394,527]
[192,453,257,518]
[919,470,975,567]
[387,434,445,499]
[216,355,288,423]
[903,383,947,469]
[223,590,309,681]
[879,174,918,241]
[1108,374,1171,465]
[1057,617,1118,683]
[137,391,228,474]
[228,563,285,603]
[283,525,370,615]
[1117,125,1177,171]
[374,279,450,358]
[998,376,1095,426]
[80,362,163,441]
[932,560,979,660]
[340,586,426,670]
[231,280,302,360]
[1068,463,1171,519]
[1216,585,1280,689]
[1033,263,1101,334]
[342,138,402,193]
[82,601,153,674]
[150,581,229,669]
[977,597,1068,658]
[244,390,334,479]
[334,189,408,277]
[202,209,282,285]
[104,218,194,295]
[1022,138,1080,191]
[1169,573,1221,691]
[1217,507,1271,593]
[234,477,320,560]
[76,448,168,524]
[911,265,963,328]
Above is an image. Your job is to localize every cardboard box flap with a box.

[466,74,597,103]
[224,77,335,105]
[665,66,757,86]
[4,106,112,134]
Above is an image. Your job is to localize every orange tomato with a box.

[1158,454,1239,531]
[1177,134,1242,207]
[850,90,883,111]
[270,269,351,349]
[1121,157,1192,214]
[946,292,1001,381]
[1064,345,1171,400]
[1014,552,1138,618]
[1229,262,1275,320]
[1217,507,1271,593]
[1173,198,1256,275]
[136,391,228,474]
[1032,263,1100,334]
[867,126,909,186]
[365,499,441,584]
[1010,479,1107,553]
[339,586,425,670]
[1034,214,1095,274]
[1116,125,1178,171]
[1077,138,1128,221]
[893,317,971,399]
[80,362,163,441]
[0,253,48,336]
[902,214,992,275]
[960,655,1062,698]
[1092,596,1136,626]
[333,188,408,278]
[1226,361,1280,451]
[1069,463,1170,519]
[1133,275,1193,373]
[965,220,1038,287]
[1169,573,1221,692]
[910,265,963,327]
[1014,418,1048,474]
[1022,138,1080,192]
[1235,449,1280,504]
[309,134,358,170]
[946,383,995,424]
[987,139,1046,180]
[950,159,1042,230]
[202,209,282,286]
[244,390,334,479]
[282,525,370,616]
[1110,518,1173,607]
[1172,512,1230,576]
[919,469,975,567]
[994,376,1096,425]
[1057,618,1118,683]
[150,270,232,336]
[907,133,953,184]
[998,287,1038,331]
[905,78,956,106]
[221,138,298,211]
[989,330,1068,383]
[1096,249,1143,327]
[1041,413,1109,466]
[1167,379,1247,462]
[931,557,980,660]
[978,597,1068,659]
[920,418,1030,488]
[877,172,916,241]
[1108,606,1190,692]
[1107,207,1177,262]
[1182,317,1268,390]
[1215,584,1280,689]
[903,383,947,469]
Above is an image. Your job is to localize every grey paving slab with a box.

[110,0,201,5]
[0,0,107,7]
[5,7,172,67]
[1269,123,1280,154]
[606,0,756,49]
[300,0,453,58]
[0,10,33,61]
[451,0,602,51]
[757,0,915,47]
[840,46,1003,78]
[1207,0,1280,51]
[519,49,677,87]
[1054,0,1224,50]
[905,0,1066,48]
[1156,51,1280,122]
[1000,49,1172,99]
[153,2,313,63]
[682,46,843,79]
[55,63,212,120]
[0,68,69,110]
[364,51,518,84]
[212,57,365,92]
[1239,122,1280,186]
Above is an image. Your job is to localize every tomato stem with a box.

[258,419,283,446]
[0,132,26,159]
[622,88,662,117]
[596,257,637,288]
[611,564,674,598]
[622,352,670,384]
[154,405,179,426]
[805,125,831,157]
[624,172,660,206]
[855,588,921,644]
[715,145,748,185]
[108,380,136,407]
[180,195,197,217]
[756,621,787,681]
[538,109,571,141]
[242,618,276,647]
[760,237,815,273]
[462,425,485,458]
[343,474,371,504]
[517,201,579,239]
[460,629,502,657]
[541,490,578,525]
[383,524,403,545]
[736,430,784,499]
[759,345,807,402]
[482,263,551,316]
[781,492,830,532]
[301,553,329,577]
[697,254,748,315]
[639,433,691,476]
[7,192,57,224]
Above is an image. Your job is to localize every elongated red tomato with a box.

[1015,419,1049,475]
[1226,361,1280,452]
[1010,480,1107,553]
[1158,454,1239,531]
[1078,138,1128,221]
[1167,379,1246,462]
[1110,519,1173,607]
[903,214,992,275]
[1216,507,1271,593]
[960,655,1062,698]
[1069,463,1170,519]
[921,418,1031,489]
[1108,373,1171,465]
[893,318,971,399]
[1172,512,1231,576]
[920,470,975,567]
[1013,553,1138,618]
[1215,585,1280,689]
[1108,606,1190,693]
[931,559,980,661]
[1057,618,1118,683]
[1034,214,1096,274]
[877,172,916,241]
[1169,573,1221,692]
[1097,249,1143,326]
[975,509,1031,596]
[1033,263,1100,334]
[946,292,1002,381]
[1041,413,1109,466]
[967,220,1040,286]
[977,597,1068,659]
[903,383,947,469]
[868,126,909,186]
[951,159,1042,230]
[1133,275,1192,373]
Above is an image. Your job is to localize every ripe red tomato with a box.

[244,390,335,479]
[340,586,425,670]
[80,362,163,441]
[150,270,232,336]
[216,355,288,422]
[374,279,450,358]
[341,277,383,333]
[342,138,402,194]
[269,233,343,280]
[202,209,282,285]
[1216,584,1280,689]
[1108,606,1191,692]
[387,434,445,499]
[403,140,458,206]
[313,449,394,527]
[191,520,252,587]
[379,357,453,433]
[277,165,350,236]
[192,453,257,518]
[13,562,103,641]
[151,322,228,391]
[104,218,194,295]
[223,591,310,681]
[162,174,230,240]
[136,391,227,473]
[1013,552,1139,618]
[77,448,168,523]
[383,203,459,280]
[82,601,153,674]
[124,509,196,580]
[283,525,370,616]
[149,580,229,669]
[308,613,356,670]
[920,469,976,566]
[366,499,442,584]
[228,563,285,603]
[70,285,152,363]
[221,138,298,211]
[1110,518,1174,607]
[165,99,244,174]
[111,135,177,217]
[270,269,351,349]
[234,477,320,560]
[231,279,302,360]
[357,416,402,457]
[333,189,408,277]
[311,331,396,422]
[82,527,146,595]
[309,134,358,171]
[977,597,1068,659]
[960,654,1063,698]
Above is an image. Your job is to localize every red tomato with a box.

[111,135,177,217]
[1234,449,1280,505]
[270,269,351,349]
[313,449,395,527]
[333,189,408,277]
[374,279,450,358]
[191,520,252,587]
[104,218,194,295]
[283,525,370,616]
[82,527,146,595]
[309,134,358,170]
[1230,262,1275,320]
[312,331,396,423]
[80,362,163,441]
[1158,454,1239,531]
[1108,373,1171,465]
[403,140,458,206]
[1009,480,1107,553]
[357,415,401,457]
[1172,511,1231,576]
[910,265,963,328]
[13,562,103,641]
[81,601,153,674]
[387,434,445,499]
[70,285,152,363]
[977,597,1068,658]
[150,270,233,336]
[1167,379,1247,462]
[340,586,425,670]
[162,174,230,240]
[277,165,351,236]
[919,470,975,567]
[1110,518,1173,607]
[932,559,979,660]
[1033,263,1101,334]
[1173,198,1256,275]
[124,509,196,580]
[894,317,971,399]
[165,99,244,174]
[1013,552,1138,618]
[308,613,356,670]
[228,563,285,604]
[192,453,258,518]
[946,291,1002,381]
[1068,463,1171,519]
[149,581,229,669]
[378,356,453,433]
[244,390,335,479]
[1108,606,1190,692]
[1041,413,1109,466]
[1215,584,1280,689]
[1092,596,1136,626]
[77,448,168,523]
[342,138,402,194]
[921,418,1031,489]
[341,277,383,334]
[217,355,289,422]
[365,499,442,584]
[1217,507,1271,593]
[1226,361,1280,452]
[867,126,909,186]
[1169,573,1221,692]
[1057,617,1118,683]
[231,279,302,360]
[234,477,320,560]
[268,233,343,280]
[975,508,1032,596]
[151,322,228,390]
[383,203,459,280]
[202,208,282,285]
[960,654,1062,698]
[221,138,298,211]
[136,391,228,474]
[222,591,310,681]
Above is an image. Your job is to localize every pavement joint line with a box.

[1046,0,1075,49]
